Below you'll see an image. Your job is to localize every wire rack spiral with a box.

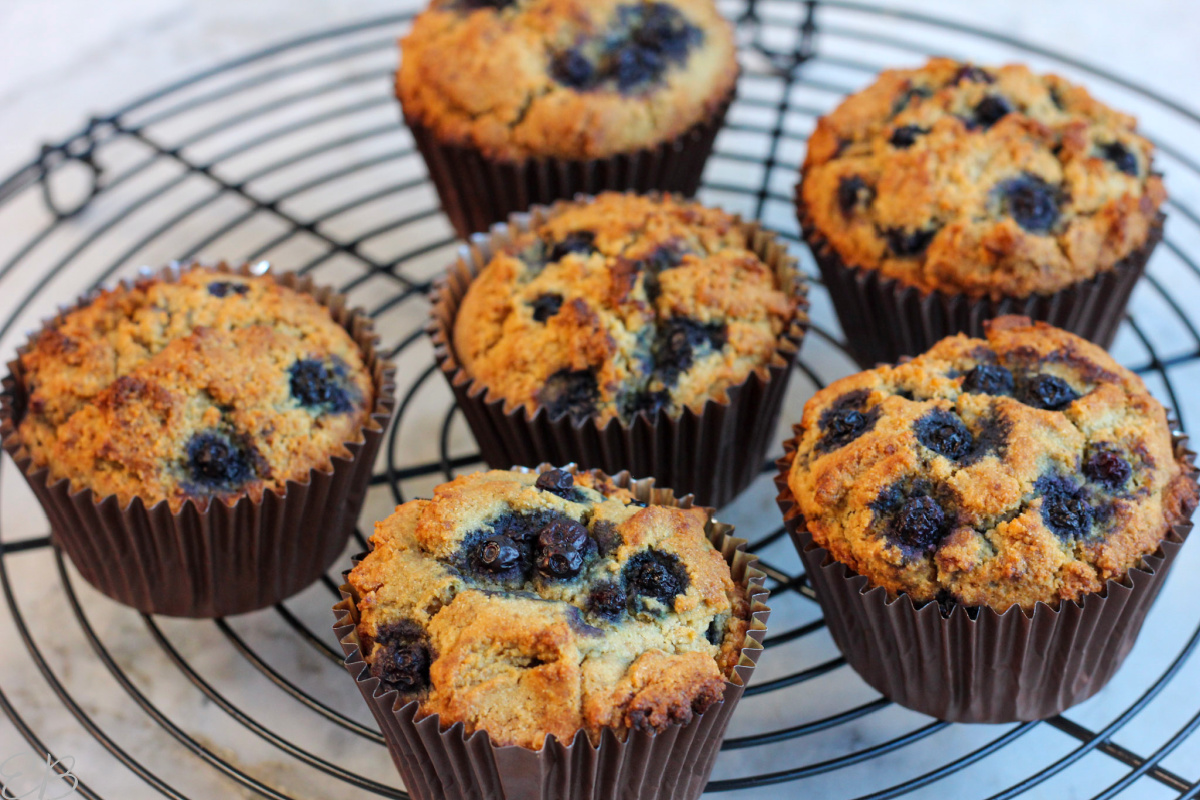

[2,1,1200,797]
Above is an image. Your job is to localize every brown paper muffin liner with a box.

[797,183,1165,368]
[0,262,397,617]
[774,424,1198,723]
[427,195,809,509]
[406,88,735,240]
[333,464,770,800]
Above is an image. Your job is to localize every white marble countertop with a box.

[1,1,1199,798]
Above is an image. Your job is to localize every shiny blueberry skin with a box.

[1018,374,1080,411]
[623,549,689,612]
[891,496,948,553]
[207,281,249,298]
[538,369,599,422]
[1099,141,1139,176]
[185,432,255,491]
[1084,450,1133,490]
[914,409,973,460]
[993,174,1060,233]
[1037,476,1094,539]
[289,359,352,413]
[837,176,873,215]
[889,125,927,149]
[961,364,1014,396]
[535,468,576,499]
[972,95,1013,128]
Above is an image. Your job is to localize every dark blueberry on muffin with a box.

[535,468,577,499]
[1018,373,1079,410]
[531,293,564,322]
[653,318,727,384]
[185,431,257,492]
[474,534,522,574]
[883,226,937,257]
[290,358,353,413]
[1037,476,1093,540]
[587,581,628,621]
[624,548,689,612]
[914,409,972,460]
[889,125,927,149]
[1099,141,1139,176]
[1084,449,1133,490]
[548,231,597,262]
[993,174,1060,233]
[837,176,873,215]
[952,64,993,84]
[551,48,597,90]
[890,495,947,553]
[538,369,599,422]
[972,94,1014,129]
[369,620,431,693]
[818,390,878,452]
[961,364,1014,396]
[207,281,249,298]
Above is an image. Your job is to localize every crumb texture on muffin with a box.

[800,58,1166,298]
[16,265,374,510]
[397,0,738,161]
[452,192,799,425]
[348,467,749,748]
[786,316,1195,612]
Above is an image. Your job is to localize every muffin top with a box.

[347,467,749,748]
[800,58,1166,298]
[786,316,1195,612]
[397,0,738,161]
[452,193,800,425]
[15,265,375,511]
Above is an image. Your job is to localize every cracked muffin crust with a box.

[786,316,1196,612]
[16,264,374,511]
[397,0,738,161]
[348,466,749,749]
[800,58,1166,298]
[452,192,800,425]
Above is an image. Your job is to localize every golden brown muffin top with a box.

[800,58,1165,298]
[348,467,749,748]
[786,316,1194,612]
[452,192,800,425]
[397,0,738,161]
[16,265,374,511]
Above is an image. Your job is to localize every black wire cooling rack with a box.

[3,1,1200,797]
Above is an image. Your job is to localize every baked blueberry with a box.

[837,175,873,215]
[535,468,575,499]
[185,431,256,491]
[548,231,597,262]
[619,388,670,420]
[207,281,249,298]
[993,174,1060,234]
[536,545,585,579]
[615,47,664,92]
[972,95,1013,128]
[891,496,947,553]
[652,317,727,384]
[590,520,624,556]
[961,363,1014,396]
[1084,449,1132,490]
[289,358,353,413]
[623,549,689,612]
[538,517,589,551]
[705,617,724,646]
[818,390,878,452]
[538,368,599,422]
[953,64,993,84]
[631,2,702,61]
[1018,373,1079,411]
[892,84,932,115]
[551,49,596,90]
[369,620,431,693]
[1099,141,1138,176]
[1037,477,1093,539]
[883,226,936,257]
[914,409,972,460]
[889,125,927,149]
[530,293,564,322]
[587,581,627,621]
[457,0,514,8]
[476,534,521,573]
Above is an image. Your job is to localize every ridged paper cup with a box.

[797,182,1165,368]
[774,423,1198,723]
[406,88,734,240]
[0,262,397,617]
[333,464,770,800]
[427,194,809,509]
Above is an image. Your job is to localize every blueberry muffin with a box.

[798,57,1166,364]
[398,0,739,236]
[347,466,750,748]
[784,316,1195,612]
[452,192,799,426]
[16,265,375,511]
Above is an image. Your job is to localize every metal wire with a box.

[1,1,1199,797]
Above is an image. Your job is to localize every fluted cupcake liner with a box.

[427,194,809,509]
[333,464,770,800]
[774,424,1198,723]
[0,262,397,617]
[406,88,735,240]
[797,183,1165,368]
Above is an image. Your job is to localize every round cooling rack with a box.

[2,1,1200,797]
